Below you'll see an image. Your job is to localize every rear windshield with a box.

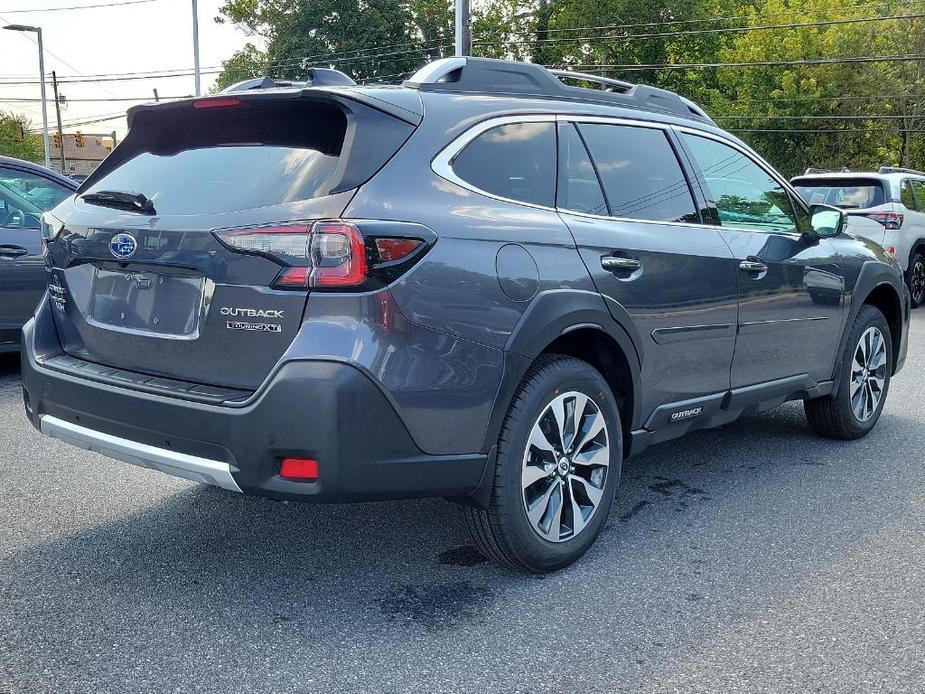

[792,178,886,209]
[83,101,348,215]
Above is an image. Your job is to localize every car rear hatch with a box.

[791,176,894,245]
[43,89,418,391]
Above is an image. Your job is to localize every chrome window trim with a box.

[431,113,559,213]
[673,125,808,238]
[431,112,807,236]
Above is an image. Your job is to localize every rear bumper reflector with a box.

[39,415,242,492]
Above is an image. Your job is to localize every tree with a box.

[0,112,43,163]
[214,0,455,86]
[704,0,914,176]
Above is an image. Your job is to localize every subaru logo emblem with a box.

[109,232,137,260]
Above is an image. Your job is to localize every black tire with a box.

[804,304,892,440]
[463,355,622,573]
[907,252,925,308]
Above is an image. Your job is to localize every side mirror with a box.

[808,203,844,239]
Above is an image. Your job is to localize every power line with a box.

[0,0,157,12]
[715,114,923,120]
[728,128,922,133]
[554,54,925,71]
[477,13,925,47]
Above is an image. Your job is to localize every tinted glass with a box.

[84,102,347,215]
[0,167,72,228]
[683,134,797,234]
[557,124,607,216]
[901,181,918,210]
[577,123,699,223]
[792,178,886,209]
[452,122,556,207]
[910,180,925,209]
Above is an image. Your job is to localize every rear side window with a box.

[577,123,699,224]
[908,180,925,210]
[451,122,556,207]
[83,99,409,215]
[792,178,886,209]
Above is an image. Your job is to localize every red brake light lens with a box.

[375,238,422,262]
[279,458,319,481]
[309,222,367,287]
[193,96,243,109]
[864,211,903,230]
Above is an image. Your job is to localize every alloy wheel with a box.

[912,260,925,305]
[521,391,610,542]
[850,326,888,423]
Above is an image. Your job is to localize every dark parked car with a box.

[0,156,76,352]
[22,59,909,571]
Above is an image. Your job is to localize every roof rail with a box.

[547,69,634,92]
[403,57,713,123]
[220,76,305,93]
[219,67,355,93]
[802,167,853,175]
[879,166,925,176]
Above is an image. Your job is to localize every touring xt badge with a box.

[220,306,284,334]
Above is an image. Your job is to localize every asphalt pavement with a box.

[1,314,924,693]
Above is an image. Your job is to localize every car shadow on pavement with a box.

[2,399,920,691]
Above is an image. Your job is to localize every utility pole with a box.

[3,24,50,168]
[455,0,470,57]
[191,0,201,96]
[51,71,66,172]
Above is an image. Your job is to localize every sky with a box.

[0,0,262,139]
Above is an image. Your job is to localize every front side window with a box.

[451,121,556,207]
[577,123,699,224]
[682,134,798,234]
[0,167,72,228]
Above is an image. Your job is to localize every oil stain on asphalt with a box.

[378,581,495,631]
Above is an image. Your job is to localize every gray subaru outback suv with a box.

[22,58,909,571]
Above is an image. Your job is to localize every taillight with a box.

[213,220,434,291]
[864,211,903,230]
[309,221,367,287]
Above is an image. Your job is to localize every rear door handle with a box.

[739,259,767,273]
[601,256,641,272]
[0,245,28,258]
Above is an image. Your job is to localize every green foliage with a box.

[214,0,454,84]
[213,0,925,172]
[0,112,44,163]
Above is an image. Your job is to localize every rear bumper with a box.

[21,307,488,503]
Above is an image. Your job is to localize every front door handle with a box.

[0,245,28,258]
[739,259,767,273]
[602,256,641,272]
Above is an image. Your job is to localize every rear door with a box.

[0,165,73,346]
[556,118,739,421]
[45,94,414,389]
[679,130,845,388]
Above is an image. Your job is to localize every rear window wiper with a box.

[81,190,156,215]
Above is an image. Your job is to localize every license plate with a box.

[87,267,206,338]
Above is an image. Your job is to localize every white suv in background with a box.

[792,167,925,307]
